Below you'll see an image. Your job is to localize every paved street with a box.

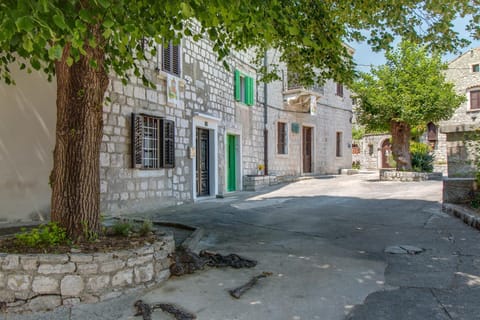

[5,172,480,320]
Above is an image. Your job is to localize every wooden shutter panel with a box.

[247,76,254,106]
[471,91,480,110]
[162,42,171,73]
[234,70,241,101]
[131,113,144,168]
[160,119,175,168]
[172,44,180,76]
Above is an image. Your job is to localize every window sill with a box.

[235,101,253,108]
[466,109,480,113]
[156,71,185,87]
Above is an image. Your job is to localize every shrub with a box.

[410,142,434,172]
[352,161,360,169]
[112,220,133,237]
[138,220,153,236]
[15,222,69,248]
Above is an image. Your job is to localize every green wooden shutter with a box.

[234,70,241,101]
[247,76,254,106]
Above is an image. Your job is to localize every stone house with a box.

[438,47,480,178]
[0,39,353,224]
[352,133,392,170]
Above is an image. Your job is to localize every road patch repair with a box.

[384,245,424,255]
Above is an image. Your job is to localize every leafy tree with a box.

[353,41,465,170]
[0,1,477,239]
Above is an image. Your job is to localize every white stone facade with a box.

[439,48,480,177]
[263,51,353,177]
[1,39,353,222]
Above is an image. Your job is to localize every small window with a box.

[277,122,287,154]
[352,143,360,155]
[234,69,254,106]
[132,113,175,169]
[336,83,344,97]
[162,41,181,76]
[471,90,480,110]
[368,144,374,156]
[336,132,343,157]
[473,64,479,73]
[427,122,438,141]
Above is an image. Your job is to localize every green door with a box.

[227,134,236,192]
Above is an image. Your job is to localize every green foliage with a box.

[81,220,98,242]
[15,222,69,248]
[353,41,466,133]
[137,220,153,237]
[352,127,365,140]
[410,142,434,172]
[112,219,133,237]
[352,161,360,170]
[0,1,477,87]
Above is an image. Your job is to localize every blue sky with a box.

[352,17,480,70]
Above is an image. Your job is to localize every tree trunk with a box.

[390,121,412,171]
[50,26,109,240]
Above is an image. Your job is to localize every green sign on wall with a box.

[291,123,300,134]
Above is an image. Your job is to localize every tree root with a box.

[229,272,273,299]
[170,249,257,276]
[134,300,196,320]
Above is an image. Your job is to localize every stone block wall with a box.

[437,48,480,177]
[443,178,476,204]
[379,169,442,182]
[355,134,390,170]
[0,235,174,313]
[266,65,354,176]
[441,126,480,178]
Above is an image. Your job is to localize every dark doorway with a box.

[381,139,392,168]
[196,128,210,196]
[303,126,312,173]
[226,134,237,192]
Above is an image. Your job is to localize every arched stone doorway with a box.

[381,139,392,168]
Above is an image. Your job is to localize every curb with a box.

[442,203,480,230]
[128,217,204,251]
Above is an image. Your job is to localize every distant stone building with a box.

[439,48,480,178]
[352,133,392,170]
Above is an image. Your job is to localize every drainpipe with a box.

[263,53,269,175]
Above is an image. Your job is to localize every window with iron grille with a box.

[336,83,344,97]
[162,41,181,76]
[132,113,175,169]
[277,122,287,154]
[470,90,480,110]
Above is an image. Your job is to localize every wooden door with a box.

[196,128,210,196]
[381,139,392,168]
[302,127,312,173]
[227,134,236,192]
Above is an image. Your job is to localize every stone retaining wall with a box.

[243,175,278,191]
[443,178,477,204]
[0,234,174,313]
[379,169,443,182]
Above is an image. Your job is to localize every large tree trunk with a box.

[390,121,412,171]
[50,26,109,240]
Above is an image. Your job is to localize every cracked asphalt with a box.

[5,172,480,320]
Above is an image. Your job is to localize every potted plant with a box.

[257,164,265,176]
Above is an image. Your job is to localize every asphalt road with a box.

[6,172,480,320]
